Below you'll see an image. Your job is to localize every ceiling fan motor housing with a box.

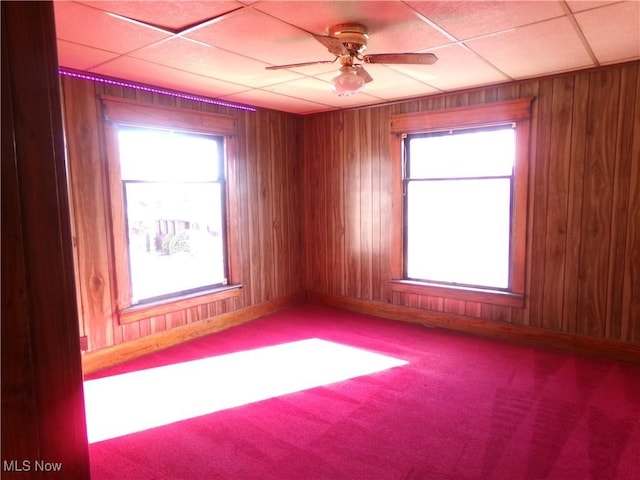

[265,21,437,96]
[328,23,369,55]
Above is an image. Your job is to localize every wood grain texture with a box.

[607,64,639,341]
[303,62,640,347]
[62,77,116,353]
[576,69,620,338]
[540,76,574,331]
[61,60,640,362]
[82,293,305,375]
[308,292,640,364]
[621,66,640,343]
[62,77,303,353]
[522,78,552,333]
[1,2,91,477]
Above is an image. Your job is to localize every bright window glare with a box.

[406,125,514,289]
[125,182,225,301]
[116,126,226,303]
[118,128,219,182]
[409,128,514,179]
[84,339,408,443]
[407,179,511,288]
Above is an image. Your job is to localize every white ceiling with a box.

[54,1,640,115]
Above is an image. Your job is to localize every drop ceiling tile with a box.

[53,0,640,115]
[56,40,121,71]
[284,62,344,77]
[254,1,452,52]
[130,37,304,88]
[184,8,329,66]
[265,77,383,109]
[575,2,640,64]
[75,1,244,31]
[316,64,441,100]
[407,1,566,41]
[253,0,388,31]
[92,56,249,99]
[220,89,334,115]
[53,1,170,54]
[565,1,617,13]
[466,16,594,79]
[390,43,509,90]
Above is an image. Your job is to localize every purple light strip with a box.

[59,69,256,112]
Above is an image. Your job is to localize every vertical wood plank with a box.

[61,84,88,341]
[149,314,167,334]
[465,302,483,318]
[517,79,541,327]
[120,321,141,343]
[541,76,575,331]
[166,311,186,329]
[445,91,469,108]
[306,115,322,292]
[481,304,513,323]
[370,107,384,302]
[345,111,362,298]
[388,128,404,281]
[378,106,394,303]
[606,64,638,339]
[562,74,589,334]
[331,113,346,295]
[527,78,554,329]
[245,110,261,304]
[225,123,243,289]
[62,76,115,352]
[575,69,620,337]
[234,113,251,309]
[268,112,282,297]
[258,111,275,302]
[621,65,640,343]
[359,109,373,300]
[444,299,467,315]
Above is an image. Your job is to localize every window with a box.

[101,97,241,322]
[118,126,227,304]
[390,98,533,307]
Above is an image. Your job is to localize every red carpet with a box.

[86,305,640,479]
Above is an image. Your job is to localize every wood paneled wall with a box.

[303,62,640,345]
[62,61,639,356]
[61,76,303,353]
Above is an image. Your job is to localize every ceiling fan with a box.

[266,23,438,96]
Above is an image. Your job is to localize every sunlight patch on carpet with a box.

[84,338,408,443]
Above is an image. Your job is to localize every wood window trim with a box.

[101,96,237,136]
[389,280,524,308]
[119,285,242,324]
[389,98,534,309]
[99,96,241,324]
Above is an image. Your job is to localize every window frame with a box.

[100,96,242,323]
[389,98,534,308]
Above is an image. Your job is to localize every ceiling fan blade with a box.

[363,53,438,65]
[312,34,347,56]
[266,59,336,70]
[354,64,373,83]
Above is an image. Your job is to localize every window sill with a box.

[119,284,242,324]
[389,280,524,309]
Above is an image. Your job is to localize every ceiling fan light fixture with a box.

[331,66,365,96]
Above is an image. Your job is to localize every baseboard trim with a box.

[82,292,306,375]
[307,291,640,364]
